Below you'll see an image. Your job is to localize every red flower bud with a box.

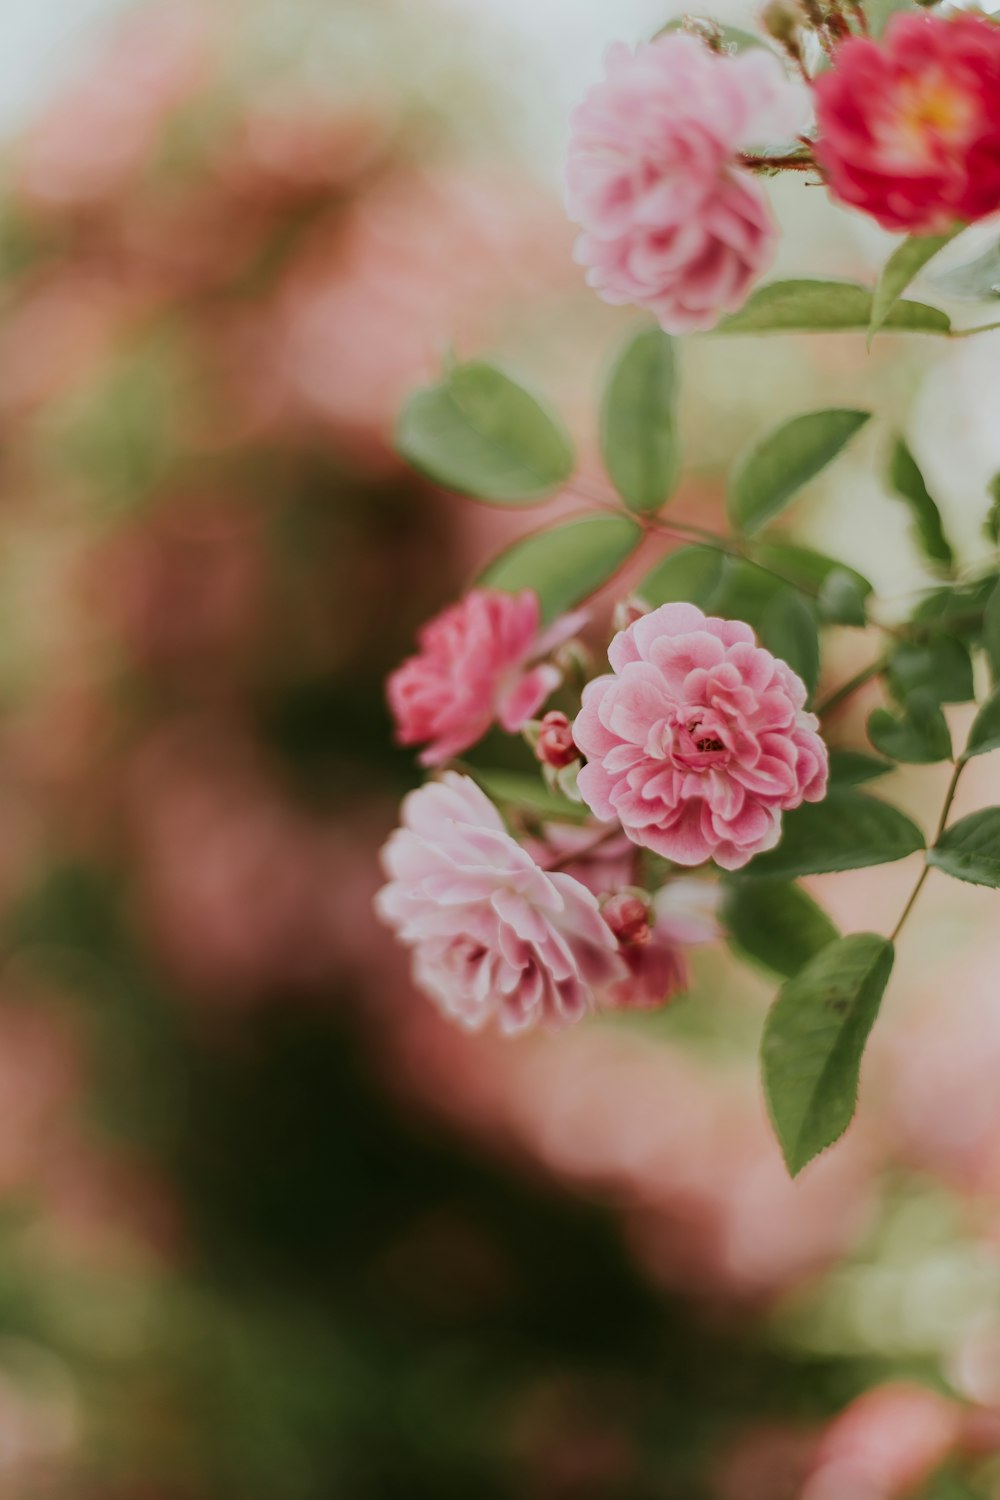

[535,710,579,770]
[602,892,651,947]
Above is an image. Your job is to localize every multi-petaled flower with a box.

[376,773,624,1034]
[565,32,805,332]
[573,602,828,871]
[814,12,1000,234]
[387,589,582,767]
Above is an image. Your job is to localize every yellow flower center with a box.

[888,73,975,161]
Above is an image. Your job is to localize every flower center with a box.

[883,73,976,162]
[668,709,731,771]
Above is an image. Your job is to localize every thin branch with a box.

[889,759,963,942]
[950,319,1000,340]
[737,152,817,174]
[815,654,888,718]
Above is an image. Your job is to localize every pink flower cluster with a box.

[387,588,581,767]
[814,12,1000,235]
[379,588,828,1032]
[574,603,827,870]
[565,34,804,332]
[376,774,723,1035]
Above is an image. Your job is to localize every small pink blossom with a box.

[603,878,722,1010]
[574,603,827,870]
[387,589,582,767]
[566,34,805,333]
[376,774,624,1034]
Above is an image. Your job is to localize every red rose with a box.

[814,12,1000,234]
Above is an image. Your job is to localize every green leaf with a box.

[962,685,1000,762]
[741,788,925,880]
[887,438,955,573]
[705,556,785,631]
[600,327,680,514]
[728,409,871,536]
[480,514,641,621]
[638,545,726,608]
[655,17,768,51]
[912,575,999,640]
[759,589,820,697]
[395,361,574,504]
[887,636,975,705]
[752,542,873,605]
[917,1465,982,1500]
[818,567,870,626]
[983,578,1000,682]
[931,237,1000,302]
[867,691,952,763]
[471,768,588,822]
[828,749,893,786]
[869,227,963,343]
[715,278,951,336]
[724,880,839,978]
[929,807,1000,888]
[985,473,1000,545]
[762,933,895,1175]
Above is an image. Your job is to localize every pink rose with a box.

[387,589,582,767]
[566,34,805,333]
[375,773,624,1034]
[573,603,828,871]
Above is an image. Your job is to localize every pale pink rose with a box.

[574,603,827,870]
[375,774,624,1034]
[387,589,583,767]
[565,34,805,332]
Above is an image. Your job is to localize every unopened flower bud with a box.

[602,891,652,947]
[535,711,579,770]
[760,0,804,62]
[612,595,651,633]
[762,0,799,39]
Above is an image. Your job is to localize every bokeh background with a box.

[0,1,999,1496]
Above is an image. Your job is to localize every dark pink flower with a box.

[814,13,1000,234]
[376,774,624,1034]
[566,34,804,332]
[573,603,827,871]
[387,589,582,767]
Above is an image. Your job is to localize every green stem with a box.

[889,759,963,942]
[815,655,888,717]
[951,320,1000,340]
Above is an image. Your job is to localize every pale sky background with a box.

[0,0,681,137]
